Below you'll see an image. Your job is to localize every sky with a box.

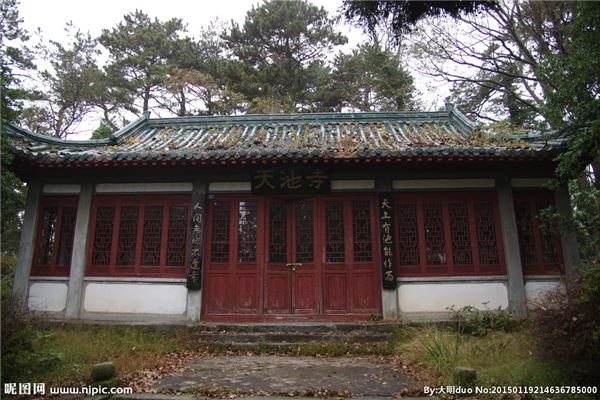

[17,0,450,138]
[18,0,357,52]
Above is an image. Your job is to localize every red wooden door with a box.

[203,194,381,320]
[320,196,380,314]
[264,198,319,314]
[203,197,263,315]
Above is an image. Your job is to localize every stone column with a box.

[13,181,42,302]
[186,180,207,322]
[376,178,399,320]
[554,185,580,275]
[496,178,527,317]
[65,184,94,319]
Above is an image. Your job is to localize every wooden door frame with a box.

[202,192,383,322]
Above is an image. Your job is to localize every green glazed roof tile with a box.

[6,106,563,165]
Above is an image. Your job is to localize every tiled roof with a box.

[6,105,564,167]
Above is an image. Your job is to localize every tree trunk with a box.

[178,87,186,116]
[55,107,66,138]
[143,86,151,112]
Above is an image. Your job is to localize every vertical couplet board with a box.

[187,188,206,290]
[378,192,398,289]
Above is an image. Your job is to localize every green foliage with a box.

[99,10,190,113]
[0,134,25,251]
[247,96,296,114]
[540,3,600,190]
[395,326,590,398]
[90,119,114,139]
[418,328,460,374]
[330,43,415,112]
[342,0,494,40]
[0,289,63,382]
[531,262,600,386]
[23,25,103,138]
[8,324,193,385]
[1,0,28,252]
[222,0,346,111]
[449,305,519,337]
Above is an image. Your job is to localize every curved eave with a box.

[13,147,560,169]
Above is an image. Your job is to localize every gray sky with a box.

[19,0,353,49]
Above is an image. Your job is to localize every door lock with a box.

[286,263,303,271]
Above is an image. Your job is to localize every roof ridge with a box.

[145,110,455,125]
[5,124,112,147]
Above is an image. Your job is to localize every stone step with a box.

[196,322,400,334]
[194,332,391,344]
[198,341,393,353]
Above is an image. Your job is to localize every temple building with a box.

[7,104,579,322]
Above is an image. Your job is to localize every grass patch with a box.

[11,323,194,385]
[394,324,592,399]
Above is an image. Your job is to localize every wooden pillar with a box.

[496,178,527,317]
[65,184,93,319]
[186,180,207,322]
[13,180,41,302]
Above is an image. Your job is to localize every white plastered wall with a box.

[524,280,563,309]
[28,280,69,312]
[82,281,187,315]
[397,280,509,318]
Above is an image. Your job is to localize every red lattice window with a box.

[449,203,472,265]
[141,206,163,266]
[295,200,314,263]
[32,197,78,276]
[166,206,188,266]
[514,191,563,275]
[475,202,500,265]
[87,196,189,277]
[91,206,115,266]
[397,204,419,266]
[352,200,373,262]
[325,201,345,263]
[395,192,505,276]
[238,201,258,262]
[210,201,231,262]
[116,206,139,266]
[206,197,263,267]
[269,201,287,263]
[424,203,446,265]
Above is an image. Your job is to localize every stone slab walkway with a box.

[154,356,415,397]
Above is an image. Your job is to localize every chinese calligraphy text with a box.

[187,190,205,290]
[378,193,398,289]
[251,167,331,194]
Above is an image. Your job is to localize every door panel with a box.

[323,274,348,312]
[293,274,317,312]
[236,274,258,312]
[205,274,231,312]
[264,198,319,315]
[353,273,377,311]
[265,273,290,312]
